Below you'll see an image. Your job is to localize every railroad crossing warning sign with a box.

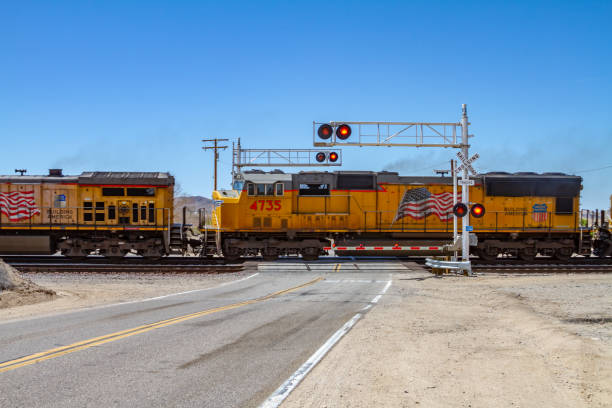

[456,152,479,175]
[458,179,475,186]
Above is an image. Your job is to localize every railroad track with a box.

[12,264,245,274]
[471,264,612,274]
[1,256,246,274]
[3,255,612,274]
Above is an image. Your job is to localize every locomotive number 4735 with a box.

[249,200,282,211]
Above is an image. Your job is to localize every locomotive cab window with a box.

[248,183,276,196]
[275,183,284,196]
[102,188,125,196]
[299,184,330,196]
[127,188,155,197]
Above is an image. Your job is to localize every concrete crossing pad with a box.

[257,260,410,272]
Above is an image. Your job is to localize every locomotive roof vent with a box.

[49,169,63,176]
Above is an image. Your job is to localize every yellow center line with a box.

[0,276,323,373]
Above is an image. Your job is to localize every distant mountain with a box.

[173,195,214,224]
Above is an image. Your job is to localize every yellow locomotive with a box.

[212,170,583,261]
[0,170,175,258]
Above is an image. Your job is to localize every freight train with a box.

[212,169,602,262]
[1,168,611,261]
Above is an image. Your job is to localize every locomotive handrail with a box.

[0,205,172,230]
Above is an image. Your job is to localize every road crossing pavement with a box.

[0,260,417,408]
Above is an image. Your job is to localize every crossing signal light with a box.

[470,203,485,218]
[336,124,352,140]
[318,124,333,140]
[453,203,468,218]
[315,152,327,162]
[329,152,339,162]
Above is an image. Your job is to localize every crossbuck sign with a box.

[456,152,479,175]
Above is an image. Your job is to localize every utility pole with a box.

[202,138,228,191]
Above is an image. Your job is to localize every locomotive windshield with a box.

[299,183,330,196]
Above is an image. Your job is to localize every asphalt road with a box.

[0,262,403,407]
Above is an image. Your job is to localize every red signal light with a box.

[470,203,485,218]
[315,152,327,162]
[317,124,333,140]
[329,152,339,162]
[453,202,468,218]
[336,124,352,140]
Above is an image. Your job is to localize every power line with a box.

[574,164,612,174]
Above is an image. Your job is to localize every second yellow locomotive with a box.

[213,170,583,261]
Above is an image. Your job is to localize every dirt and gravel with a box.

[284,269,612,408]
[0,269,249,322]
[0,259,56,310]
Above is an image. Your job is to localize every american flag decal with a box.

[393,188,460,223]
[532,203,548,223]
[0,191,41,221]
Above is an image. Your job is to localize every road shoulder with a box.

[283,271,612,408]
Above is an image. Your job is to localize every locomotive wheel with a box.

[553,247,572,261]
[262,249,279,262]
[475,247,498,261]
[518,247,537,261]
[594,240,611,258]
[223,247,242,264]
[301,247,320,261]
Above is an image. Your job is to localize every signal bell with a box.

[318,124,333,140]
[470,203,485,218]
[453,203,468,218]
[336,124,352,140]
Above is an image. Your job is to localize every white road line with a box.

[323,279,389,283]
[0,273,260,325]
[260,279,393,408]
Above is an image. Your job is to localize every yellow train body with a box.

[213,170,582,261]
[214,173,579,234]
[0,171,174,256]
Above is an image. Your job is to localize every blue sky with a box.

[1,1,611,208]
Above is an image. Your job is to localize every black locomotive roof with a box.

[79,172,174,185]
[288,170,583,197]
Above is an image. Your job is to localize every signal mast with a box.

[313,104,481,274]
